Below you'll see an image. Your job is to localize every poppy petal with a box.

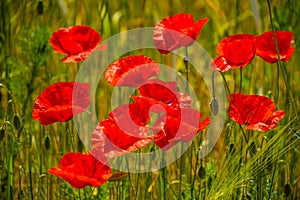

[105,55,160,87]
[91,119,152,158]
[32,82,90,125]
[212,34,256,72]
[138,79,191,108]
[50,25,101,63]
[153,13,209,54]
[153,107,210,150]
[91,99,156,157]
[256,30,296,64]
[228,93,285,132]
[48,152,111,189]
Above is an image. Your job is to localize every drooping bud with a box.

[44,135,50,150]
[210,97,219,115]
[37,1,43,15]
[13,114,22,131]
[284,183,291,197]
[198,165,206,180]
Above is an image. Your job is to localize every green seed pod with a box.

[37,1,43,15]
[210,97,219,115]
[13,114,22,131]
[198,165,206,180]
[44,135,50,150]
[284,183,291,197]
[0,126,5,142]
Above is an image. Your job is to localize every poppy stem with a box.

[78,189,82,200]
[266,0,280,104]
[238,125,256,159]
[266,0,299,123]
[211,70,220,115]
[212,69,217,98]
[239,124,249,144]
[184,46,189,94]
[219,71,232,97]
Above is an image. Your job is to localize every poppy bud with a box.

[284,183,291,197]
[37,1,43,15]
[198,165,206,180]
[13,114,22,131]
[0,126,5,142]
[210,97,219,115]
[44,135,50,150]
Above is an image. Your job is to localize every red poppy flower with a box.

[32,82,90,125]
[91,101,154,157]
[138,79,191,108]
[212,34,256,72]
[50,25,101,63]
[48,152,112,189]
[228,93,285,132]
[153,13,209,54]
[153,107,210,150]
[105,55,160,87]
[256,30,295,63]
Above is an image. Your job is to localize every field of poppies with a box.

[0,0,300,199]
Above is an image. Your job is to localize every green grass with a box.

[0,0,300,199]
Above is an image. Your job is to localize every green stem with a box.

[135,149,141,198]
[274,64,280,104]
[191,137,203,199]
[268,149,278,199]
[163,167,167,200]
[190,143,194,199]
[239,125,249,145]
[220,71,232,96]
[212,70,217,98]
[8,136,14,200]
[23,64,38,117]
[266,0,299,123]
[184,46,189,94]
[179,142,184,197]
[28,150,34,200]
